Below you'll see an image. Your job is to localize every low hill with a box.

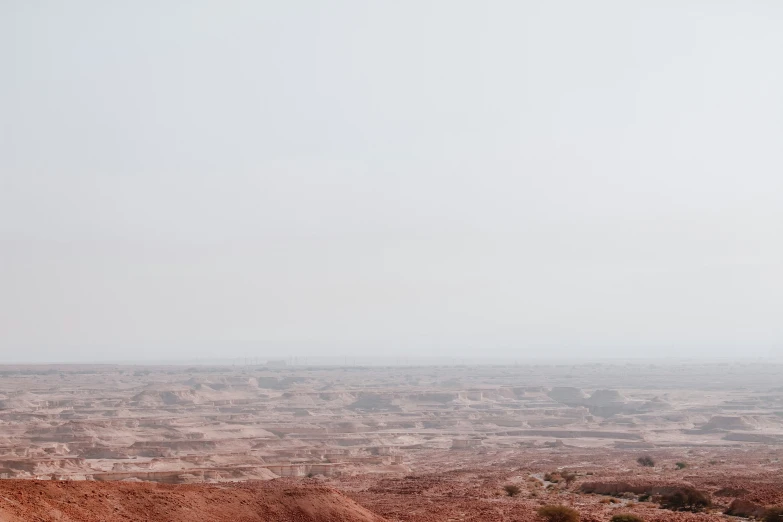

[0,479,387,522]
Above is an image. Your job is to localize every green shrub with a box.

[636,456,655,467]
[675,462,688,470]
[659,487,711,512]
[503,484,521,497]
[611,515,645,522]
[537,505,580,522]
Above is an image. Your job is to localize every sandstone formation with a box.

[0,362,781,521]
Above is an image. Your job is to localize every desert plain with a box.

[0,360,781,521]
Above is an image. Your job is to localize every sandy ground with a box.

[0,362,781,520]
[0,479,385,522]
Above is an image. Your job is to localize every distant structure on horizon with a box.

[266,359,287,368]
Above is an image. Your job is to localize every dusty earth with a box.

[0,361,781,521]
[0,479,385,521]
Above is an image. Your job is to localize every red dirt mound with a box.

[0,479,387,522]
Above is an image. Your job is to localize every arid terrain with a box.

[0,361,781,521]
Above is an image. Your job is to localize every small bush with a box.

[562,472,577,486]
[611,515,645,522]
[659,487,711,512]
[638,494,651,502]
[537,505,580,522]
[503,484,521,497]
[544,472,561,483]
[636,456,655,467]
[675,462,688,470]
[765,507,783,522]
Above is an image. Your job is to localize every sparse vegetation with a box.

[503,484,521,497]
[636,456,655,467]
[562,471,577,486]
[638,494,651,502]
[765,507,783,522]
[537,505,580,522]
[675,461,688,470]
[610,515,645,522]
[659,487,711,512]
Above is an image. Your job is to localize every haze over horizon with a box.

[2,2,782,363]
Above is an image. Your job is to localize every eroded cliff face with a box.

[0,363,782,482]
[0,363,782,521]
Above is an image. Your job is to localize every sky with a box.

[1,1,782,362]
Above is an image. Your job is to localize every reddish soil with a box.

[340,446,783,522]
[0,363,781,521]
[0,479,386,522]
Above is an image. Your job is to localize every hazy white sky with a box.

[1,1,782,362]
